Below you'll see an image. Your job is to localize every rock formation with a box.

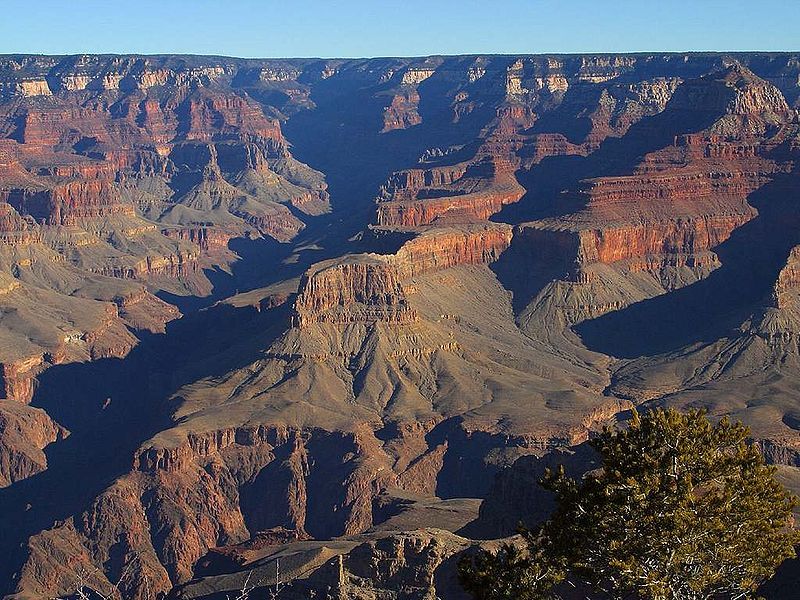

[0,52,799,600]
[0,55,330,406]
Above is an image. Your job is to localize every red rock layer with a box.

[162,226,236,253]
[523,147,777,280]
[576,215,751,265]
[392,223,513,278]
[382,88,422,132]
[180,90,283,142]
[578,167,770,218]
[0,401,67,487]
[376,155,524,227]
[88,248,201,280]
[293,224,512,326]
[3,179,134,225]
[292,258,415,327]
[524,133,587,164]
[378,163,468,203]
[3,88,281,150]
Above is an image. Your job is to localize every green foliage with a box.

[457,535,565,600]
[458,408,800,600]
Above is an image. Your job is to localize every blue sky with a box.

[1,0,798,57]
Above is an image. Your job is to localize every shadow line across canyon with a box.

[575,171,800,359]
[0,68,515,593]
[490,70,741,319]
[0,300,290,593]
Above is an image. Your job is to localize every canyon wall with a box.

[0,52,799,600]
[0,55,331,406]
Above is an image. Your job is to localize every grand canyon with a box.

[0,52,798,598]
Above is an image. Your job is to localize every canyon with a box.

[0,52,798,599]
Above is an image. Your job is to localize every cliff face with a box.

[505,65,794,333]
[292,223,513,326]
[0,55,332,407]
[292,258,415,327]
[392,223,513,277]
[2,52,800,600]
[0,401,67,486]
[375,149,524,227]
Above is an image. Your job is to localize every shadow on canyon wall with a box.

[575,171,800,359]
[497,69,738,225]
[0,300,291,593]
[0,67,517,591]
[490,71,739,316]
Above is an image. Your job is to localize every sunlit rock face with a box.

[0,55,331,403]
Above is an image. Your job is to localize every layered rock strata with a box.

[2,53,800,600]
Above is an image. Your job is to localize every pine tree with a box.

[459,408,799,600]
[458,536,565,600]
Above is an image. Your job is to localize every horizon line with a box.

[2,50,800,62]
